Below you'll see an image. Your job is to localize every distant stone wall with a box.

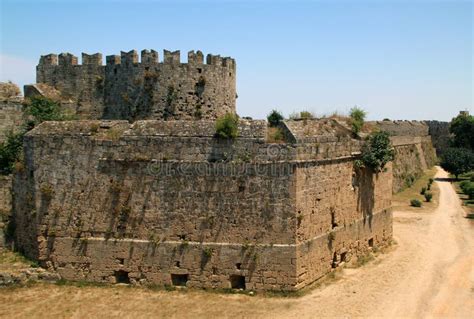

[36,50,236,121]
[372,121,437,193]
[13,119,392,291]
[0,82,24,143]
[425,121,450,156]
[372,120,429,137]
[0,176,12,247]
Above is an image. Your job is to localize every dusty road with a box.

[1,167,473,318]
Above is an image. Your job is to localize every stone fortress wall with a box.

[0,50,446,292]
[36,49,236,121]
[13,118,392,291]
[425,120,450,156]
[370,120,437,193]
[0,82,24,143]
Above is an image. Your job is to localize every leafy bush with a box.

[299,111,314,119]
[440,148,474,179]
[267,110,284,127]
[215,113,239,139]
[428,178,434,185]
[24,96,65,125]
[359,131,395,172]
[424,192,433,202]
[420,187,427,195]
[0,130,25,175]
[410,199,422,207]
[349,107,366,134]
[460,181,474,199]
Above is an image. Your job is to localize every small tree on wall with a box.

[267,110,284,127]
[215,113,239,139]
[357,131,395,173]
[349,107,366,134]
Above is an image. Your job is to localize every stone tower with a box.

[35,49,236,121]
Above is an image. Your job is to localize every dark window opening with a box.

[331,211,338,229]
[238,185,245,192]
[114,270,130,284]
[175,261,180,268]
[114,68,117,75]
[145,66,150,71]
[331,252,338,268]
[230,275,246,289]
[212,267,218,275]
[368,238,374,247]
[117,258,125,265]
[197,68,202,73]
[340,252,347,263]
[235,263,242,270]
[178,234,186,240]
[171,274,188,287]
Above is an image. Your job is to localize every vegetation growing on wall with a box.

[357,131,395,173]
[349,107,366,134]
[267,110,284,127]
[215,113,239,139]
[0,97,68,175]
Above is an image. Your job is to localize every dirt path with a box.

[1,167,472,318]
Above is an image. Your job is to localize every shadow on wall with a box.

[356,167,375,229]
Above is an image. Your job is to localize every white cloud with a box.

[0,54,36,93]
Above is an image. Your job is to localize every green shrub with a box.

[424,192,433,202]
[215,113,239,139]
[299,111,314,119]
[460,181,474,199]
[420,187,427,195]
[410,199,422,207]
[428,178,434,185]
[25,96,65,124]
[427,183,431,190]
[349,107,366,134]
[360,131,395,172]
[267,110,284,127]
[0,130,25,175]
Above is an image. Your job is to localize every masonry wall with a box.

[36,50,236,121]
[293,160,392,287]
[371,121,437,193]
[13,120,298,291]
[0,176,12,247]
[425,120,450,156]
[0,98,23,143]
[13,119,393,291]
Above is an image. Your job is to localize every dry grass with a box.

[0,282,298,319]
[392,167,439,212]
[0,249,37,272]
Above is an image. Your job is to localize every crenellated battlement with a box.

[36,49,237,121]
[38,49,236,69]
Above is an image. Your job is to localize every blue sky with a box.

[0,0,472,121]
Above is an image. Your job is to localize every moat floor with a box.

[1,167,473,319]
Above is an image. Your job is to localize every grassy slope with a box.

[392,167,439,212]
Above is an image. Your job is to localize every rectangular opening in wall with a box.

[368,238,374,247]
[229,275,246,290]
[171,274,188,287]
[340,252,347,263]
[114,270,130,284]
